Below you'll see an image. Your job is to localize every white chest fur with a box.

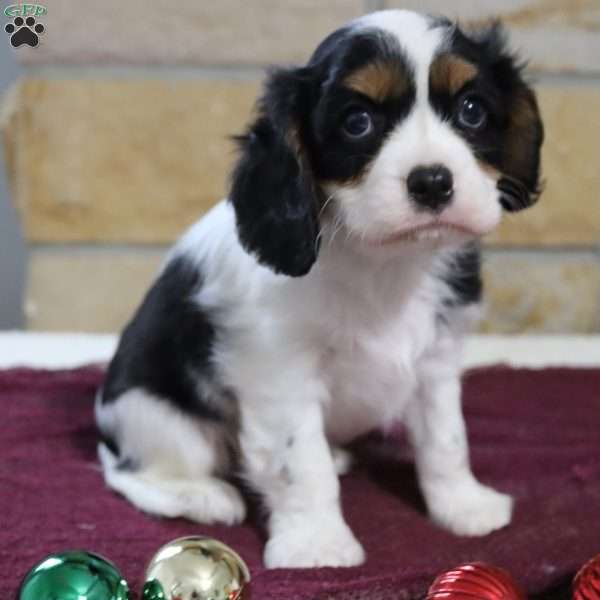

[267,238,447,445]
[180,202,453,445]
[319,276,442,443]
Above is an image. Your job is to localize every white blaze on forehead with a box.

[352,10,447,101]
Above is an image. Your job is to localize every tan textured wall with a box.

[24,249,600,335]
[27,250,163,332]
[482,253,600,333]
[15,0,365,66]
[385,0,600,73]
[7,79,259,242]
[16,0,600,73]
[5,83,600,245]
[1,0,599,333]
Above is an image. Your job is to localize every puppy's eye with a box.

[457,95,488,130]
[341,110,373,139]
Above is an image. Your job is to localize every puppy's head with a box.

[230,10,544,276]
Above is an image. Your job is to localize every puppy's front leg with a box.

[406,355,513,536]
[240,380,365,569]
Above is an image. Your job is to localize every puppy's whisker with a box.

[319,191,339,219]
[329,215,345,247]
[315,229,324,255]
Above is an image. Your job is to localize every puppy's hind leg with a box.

[97,444,245,525]
[96,389,246,525]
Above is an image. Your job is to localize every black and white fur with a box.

[96,10,543,569]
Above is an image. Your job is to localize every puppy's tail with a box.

[97,443,246,525]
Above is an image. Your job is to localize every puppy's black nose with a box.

[407,165,454,212]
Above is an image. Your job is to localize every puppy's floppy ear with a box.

[478,22,545,212]
[497,82,544,212]
[229,67,321,277]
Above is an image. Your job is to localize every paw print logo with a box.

[5,16,45,48]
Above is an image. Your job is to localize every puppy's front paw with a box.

[427,480,513,537]
[264,517,365,569]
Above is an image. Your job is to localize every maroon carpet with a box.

[2,366,600,599]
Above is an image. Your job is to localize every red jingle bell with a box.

[573,554,600,600]
[426,562,525,600]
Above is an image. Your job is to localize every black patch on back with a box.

[101,257,226,421]
[442,243,483,307]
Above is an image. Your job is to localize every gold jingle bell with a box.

[142,536,250,600]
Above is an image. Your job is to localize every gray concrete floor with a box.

[0,44,25,328]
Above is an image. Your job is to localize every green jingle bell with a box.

[142,536,251,600]
[18,551,130,600]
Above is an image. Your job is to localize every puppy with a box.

[96,10,543,569]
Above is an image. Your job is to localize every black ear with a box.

[229,68,321,277]
[477,23,545,212]
[497,82,544,212]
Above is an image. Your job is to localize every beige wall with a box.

[2,0,599,333]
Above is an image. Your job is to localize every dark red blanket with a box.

[2,366,600,599]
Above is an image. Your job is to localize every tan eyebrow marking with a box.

[343,61,410,103]
[430,54,479,95]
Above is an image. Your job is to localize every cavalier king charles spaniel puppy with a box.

[96,9,543,569]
